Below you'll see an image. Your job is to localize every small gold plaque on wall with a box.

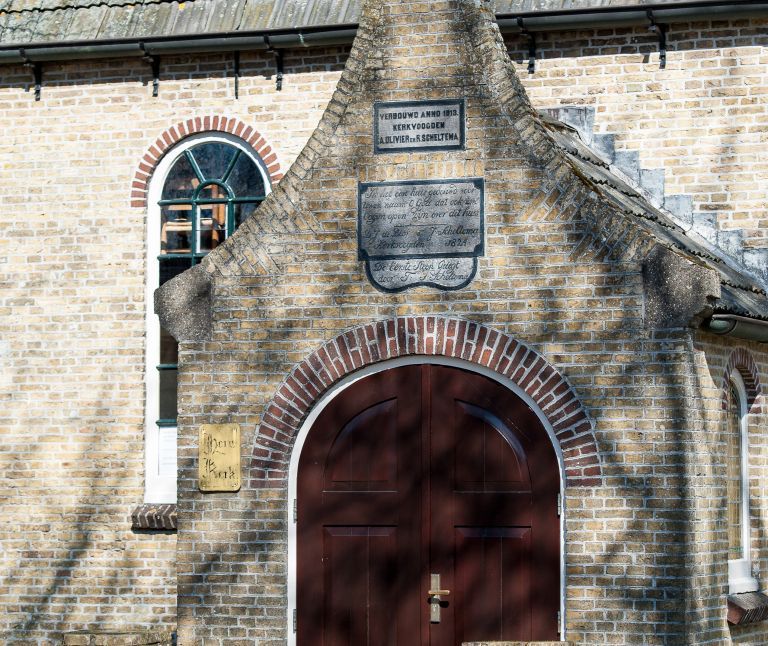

[198,423,241,492]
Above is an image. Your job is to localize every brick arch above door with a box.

[250,316,602,489]
[129,115,283,208]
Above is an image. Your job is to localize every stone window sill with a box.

[728,591,768,625]
[130,503,177,531]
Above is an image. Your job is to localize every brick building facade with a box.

[1,0,767,644]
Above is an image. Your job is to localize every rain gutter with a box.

[0,25,358,65]
[704,314,768,343]
[1,1,768,65]
[497,0,768,32]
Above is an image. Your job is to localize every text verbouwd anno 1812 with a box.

[358,178,484,292]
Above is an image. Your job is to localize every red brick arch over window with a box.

[250,316,602,489]
[129,115,283,208]
[721,348,763,412]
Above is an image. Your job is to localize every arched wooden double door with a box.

[297,364,560,645]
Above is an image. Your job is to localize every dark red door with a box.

[297,365,560,645]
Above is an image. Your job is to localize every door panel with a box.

[453,401,531,491]
[429,364,559,644]
[454,527,532,642]
[325,399,398,491]
[297,364,560,645]
[298,367,422,646]
[323,526,398,646]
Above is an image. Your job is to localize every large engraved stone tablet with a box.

[358,178,484,292]
[199,423,241,492]
[374,99,465,153]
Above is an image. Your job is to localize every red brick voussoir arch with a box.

[721,348,763,412]
[129,115,283,208]
[250,316,602,489]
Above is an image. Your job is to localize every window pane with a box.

[191,142,237,181]
[162,155,198,200]
[159,257,189,286]
[198,184,229,201]
[161,205,192,254]
[160,327,178,365]
[727,382,743,559]
[226,152,265,197]
[159,368,178,421]
[234,201,262,228]
[197,201,227,252]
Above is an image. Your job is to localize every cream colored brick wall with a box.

[167,1,766,642]
[0,47,345,644]
[508,19,768,247]
[1,11,766,644]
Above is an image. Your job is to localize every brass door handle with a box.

[428,589,450,597]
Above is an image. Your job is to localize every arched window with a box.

[727,370,758,594]
[145,133,271,503]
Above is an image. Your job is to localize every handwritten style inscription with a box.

[199,423,241,492]
[359,180,483,257]
[374,99,465,153]
[358,178,484,292]
[367,257,478,292]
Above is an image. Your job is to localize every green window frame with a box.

[156,142,268,428]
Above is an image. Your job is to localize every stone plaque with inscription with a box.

[199,423,241,492]
[374,99,465,153]
[358,178,484,292]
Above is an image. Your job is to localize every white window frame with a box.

[727,370,758,594]
[144,131,272,503]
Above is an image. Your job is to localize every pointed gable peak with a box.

[354,0,546,135]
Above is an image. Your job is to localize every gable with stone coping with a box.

[250,315,601,489]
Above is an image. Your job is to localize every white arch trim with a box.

[286,355,568,643]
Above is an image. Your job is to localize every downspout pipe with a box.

[1,2,768,64]
[704,314,768,343]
